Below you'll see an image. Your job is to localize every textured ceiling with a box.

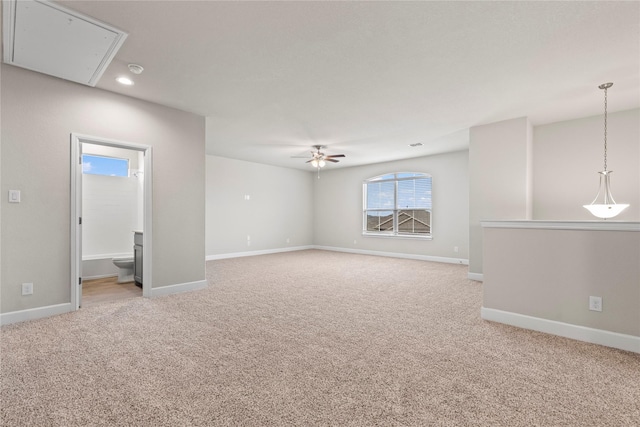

[53,0,639,170]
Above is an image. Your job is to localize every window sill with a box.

[362,232,432,241]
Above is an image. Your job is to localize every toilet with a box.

[112,257,134,283]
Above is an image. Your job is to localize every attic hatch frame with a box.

[2,0,128,87]
[70,134,154,310]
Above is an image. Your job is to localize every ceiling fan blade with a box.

[325,158,339,163]
[305,159,314,163]
[291,155,312,158]
[324,154,345,158]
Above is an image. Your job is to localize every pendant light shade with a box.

[583,82,628,219]
[583,171,628,218]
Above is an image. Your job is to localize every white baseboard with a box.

[150,279,208,298]
[468,272,484,282]
[481,307,640,354]
[207,245,469,266]
[0,303,73,326]
[314,245,469,265]
[206,245,315,261]
[1,280,208,325]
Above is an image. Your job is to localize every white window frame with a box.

[362,172,432,239]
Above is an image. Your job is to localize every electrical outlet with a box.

[589,296,602,312]
[21,282,33,296]
[286,238,290,244]
[454,246,459,253]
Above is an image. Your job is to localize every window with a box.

[363,172,432,238]
[82,154,129,177]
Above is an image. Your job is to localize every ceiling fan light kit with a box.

[298,145,346,178]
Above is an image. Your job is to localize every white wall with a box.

[533,108,639,221]
[205,155,314,257]
[1,65,205,314]
[468,117,532,276]
[313,150,469,261]
[205,152,469,262]
[205,109,638,277]
[482,222,640,352]
[468,110,639,277]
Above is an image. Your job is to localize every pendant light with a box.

[583,82,629,219]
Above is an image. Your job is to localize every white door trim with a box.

[70,133,153,310]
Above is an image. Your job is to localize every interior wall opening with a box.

[80,143,144,307]
[71,133,153,311]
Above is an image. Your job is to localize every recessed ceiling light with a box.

[409,142,423,147]
[116,76,134,85]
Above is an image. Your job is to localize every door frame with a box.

[70,133,153,309]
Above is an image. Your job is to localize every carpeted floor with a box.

[1,250,639,426]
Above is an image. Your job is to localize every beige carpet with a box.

[1,250,639,426]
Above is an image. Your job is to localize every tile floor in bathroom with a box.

[82,276,142,308]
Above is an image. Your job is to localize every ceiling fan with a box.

[295,145,345,168]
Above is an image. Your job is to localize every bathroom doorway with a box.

[71,134,153,310]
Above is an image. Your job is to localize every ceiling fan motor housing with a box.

[303,145,345,166]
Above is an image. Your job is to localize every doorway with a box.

[71,134,153,310]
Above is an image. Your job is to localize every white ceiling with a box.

[46,1,640,170]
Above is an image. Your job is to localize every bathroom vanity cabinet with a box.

[134,231,143,287]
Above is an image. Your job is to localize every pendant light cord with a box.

[603,85,608,171]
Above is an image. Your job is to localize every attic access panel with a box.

[2,0,127,86]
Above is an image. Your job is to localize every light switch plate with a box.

[9,190,21,203]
